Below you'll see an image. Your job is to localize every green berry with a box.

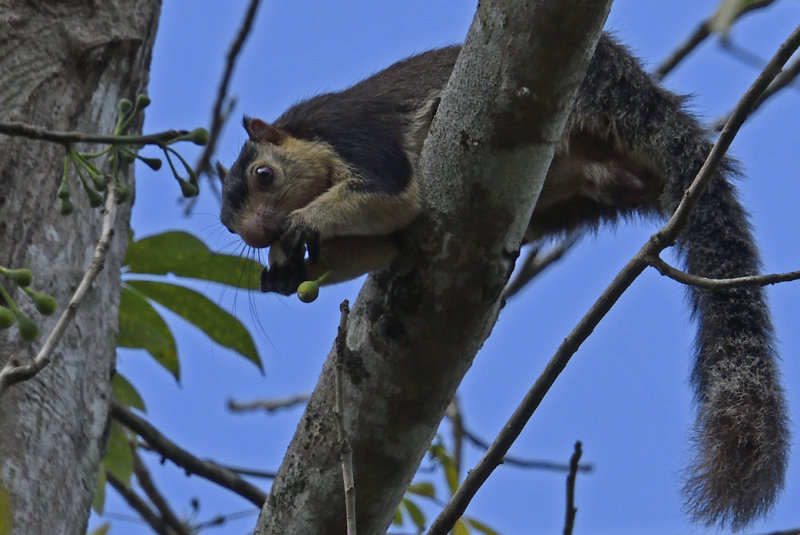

[57,181,71,199]
[188,128,209,146]
[15,312,38,341]
[140,156,162,170]
[7,268,33,287]
[117,185,131,202]
[60,197,74,215]
[178,179,199,198]
[33,293,57,316]
[118,99,133,113]
[0,306,15,329]
[297,281,320,303]
[86,187,104,208]
[135,94,151,111]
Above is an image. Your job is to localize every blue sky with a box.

[94,1,800,534]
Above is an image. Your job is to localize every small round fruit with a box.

[0,306,15,329]
[33,293,57,316]
[16,313,38,341]
[297,281,320,303]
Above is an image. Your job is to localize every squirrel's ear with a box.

[243,116,285,145]
[215,161,229,184]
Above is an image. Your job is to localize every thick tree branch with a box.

[111,401,267,507]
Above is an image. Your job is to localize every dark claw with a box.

[260,261,307,295]
[279,221,320,264]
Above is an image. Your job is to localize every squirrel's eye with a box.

[254,165,275,186]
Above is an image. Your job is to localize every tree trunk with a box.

[0,2,160,534]
[255,1,612,533]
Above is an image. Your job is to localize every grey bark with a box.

[255,1,612,534]
[0,2,160,534]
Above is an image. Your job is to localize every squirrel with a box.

[218,34,789,530]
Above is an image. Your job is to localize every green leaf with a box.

[0,485,11,535]
[118,286,179,380]
[91,468,106,514]
[125,231,261,290]
[453,519,470,535]
[407,481,435,498]
[393,506,403,526]
[444,459,460,495]
[464,517,501,535]
[402,497,426,529]
[87,523,111,535]
[103,421,133,486]
[126,280,261,371]
[112,373,146,411]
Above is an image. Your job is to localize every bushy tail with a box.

[575,35,790,529]
[676,162,789,530]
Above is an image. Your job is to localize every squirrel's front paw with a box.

[278,218,321,265]
[260,261,307,295]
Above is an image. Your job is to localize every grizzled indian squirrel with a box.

[218,35,788,529]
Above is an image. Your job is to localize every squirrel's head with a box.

[218,117,341,248]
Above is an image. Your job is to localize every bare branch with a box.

[0,121,191,147]
[131,446,191,535]
[428,23,800,535]
[648,255,800,289]
[563,442,582,535]
[335,300,357,535]
[194,0,263,179]
[227,393,310,413]
[653,0,775,80]
[111,401,267,507]
[712,54,800,131]
[105,471,179,535]
[0,182,120,395]
[503,235,580,300]
[460,427,592,473]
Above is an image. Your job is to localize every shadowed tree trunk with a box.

[0,2,160,533]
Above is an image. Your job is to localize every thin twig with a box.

[563,442,582,535]
[334,300,357,535]
[0,121,189,146]
[712,54,800,131]
[460,427,592,473]
[648,255,800,289]
[194,0,263,179]
[653,0,774,80]
[0,182,120,395]
[426,23,800,535]
[131,446,191,535]
[111,401,267,507]
[503,235,579,300]
[227,393,310,413]
[106,471,179,535]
